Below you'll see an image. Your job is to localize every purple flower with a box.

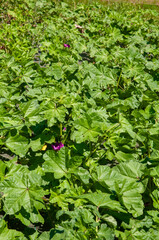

[64,44,70,48]
[51,142,64,151]
[63,127,66,131]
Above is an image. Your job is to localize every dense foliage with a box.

[0,0,159,239]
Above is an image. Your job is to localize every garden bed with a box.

[0,0,159,239]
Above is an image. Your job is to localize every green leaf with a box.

[0,161,6,181]
[0,219,26,240]
[151,190,159,210]
[71,113,103,143]
[115,161,145,179]
[5,135,29,157]
[15,207,44,226]
[74,167,90,184]
[19,100,39,118]
[42,105,67,127]
[115,151,137,162]
[7,10,17,18]
[45,64,62,80]
[114,180,144,217]
[38,232,50,240]
[101,215,117,228]
[0,171,45,214]
[97,224,115,240]
[121,188,144,217]
[79,192,126,212]
[42,148,69,179]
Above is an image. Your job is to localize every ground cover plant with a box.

[0,0,159,239]
[102,0,159,5]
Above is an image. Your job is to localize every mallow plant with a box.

[0,0,159,239]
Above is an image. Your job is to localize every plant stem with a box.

[117,69,122,88]
[60,123,62,138]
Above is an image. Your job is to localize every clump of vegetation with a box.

[0,0,159,239]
